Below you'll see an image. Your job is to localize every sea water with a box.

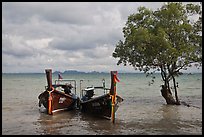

[2,73,202,135]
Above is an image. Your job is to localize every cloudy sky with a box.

[2,2,201,73]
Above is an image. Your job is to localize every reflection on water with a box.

[78,112,124,135]
[154,105,202,135]
[151,105,182,134]
[36,109,125,135]
[36,105,187,135]
[36,110,78,135]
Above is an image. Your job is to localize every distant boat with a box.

[79,71,123,122]
[38,69,79,115]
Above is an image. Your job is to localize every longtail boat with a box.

[79,71,123,122]
[38,69,79,115]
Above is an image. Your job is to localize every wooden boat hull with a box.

[38,90,77,114]
[80,94,123,119]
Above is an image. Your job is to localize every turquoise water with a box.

[2,73,202,135]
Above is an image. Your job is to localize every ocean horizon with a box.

[2,72,202,74]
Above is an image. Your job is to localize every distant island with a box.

[53,70,107,74]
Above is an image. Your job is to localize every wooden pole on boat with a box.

[110,71,119,123]
[45,69,53,115]
[45,69,52,91]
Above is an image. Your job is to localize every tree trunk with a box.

[160,65,180,105]
[160,85,177,105]
[172,75,180,105]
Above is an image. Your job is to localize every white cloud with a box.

[2,2,202,73]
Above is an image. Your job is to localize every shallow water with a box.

[2,73,202,135]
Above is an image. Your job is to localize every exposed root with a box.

[180,101,201,109]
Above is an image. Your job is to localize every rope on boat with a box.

[111,72,120,123]
[47,87,54,115]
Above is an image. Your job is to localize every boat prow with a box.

[79,71,124,121]
[38,69,79,115]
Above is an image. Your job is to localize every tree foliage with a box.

[112,2,202,104]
